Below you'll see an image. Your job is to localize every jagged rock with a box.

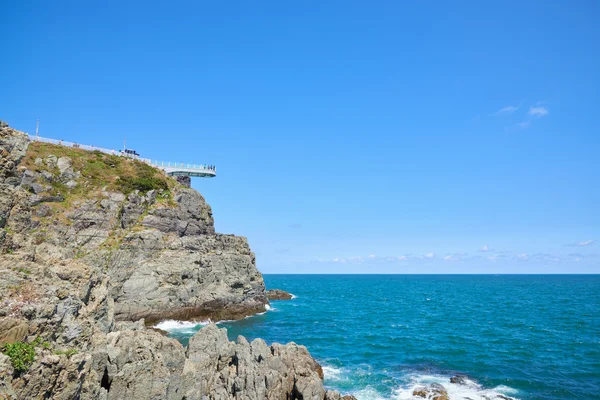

[413,383,449,400]
[65,180,77,189]
[179,324,326,400]
[267,289,294,300]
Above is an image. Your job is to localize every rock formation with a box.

[412,383,449,400]
[0,121,352,400]
[266,289,294,300]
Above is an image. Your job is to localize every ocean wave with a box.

[154,320,209,332]
[350,386,388,400]
[391,373,520,400]
[322,365,346,382]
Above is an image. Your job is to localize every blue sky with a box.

[1,1,598,273]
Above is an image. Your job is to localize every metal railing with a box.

[28,135,216,175]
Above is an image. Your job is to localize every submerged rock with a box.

[267,289,294,300]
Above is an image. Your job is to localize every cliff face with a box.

[0,121,266,323]
[0,121,351,400]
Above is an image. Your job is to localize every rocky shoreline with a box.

[0,121,353,399]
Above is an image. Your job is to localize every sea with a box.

[158,275,600,400]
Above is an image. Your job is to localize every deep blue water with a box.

[163,275,600,400]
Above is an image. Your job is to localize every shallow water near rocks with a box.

[164,274,600,400]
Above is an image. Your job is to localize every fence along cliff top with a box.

[28,135,216,178]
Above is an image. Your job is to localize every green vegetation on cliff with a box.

[1,341,35,374]
[23,142,174,196]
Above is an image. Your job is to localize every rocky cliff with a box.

[0,121,351,400]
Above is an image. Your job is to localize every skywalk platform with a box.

[29,135,216,178]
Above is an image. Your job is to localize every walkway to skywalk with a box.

[28,135,216,178]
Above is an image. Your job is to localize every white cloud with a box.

[517,253,529,260]
[368,254,376,259]
[492,101,523,116]
[397,255,407,261]
[348,256,364,262]
[478,245,494,252]
[577,240,594,247]
[528,106,548,117]
[564,239,595,247]
[443,255,453,260]
[424,252,435,259]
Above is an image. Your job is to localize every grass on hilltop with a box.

[22,142,176,198]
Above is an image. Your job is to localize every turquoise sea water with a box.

[163,275,600,399]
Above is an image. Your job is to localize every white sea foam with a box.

[265,304,271,310]
[154,320,209,332]
[350,386,387,400]
[390,373,520,400]
[291,294,298,299]
[322,365,345,382]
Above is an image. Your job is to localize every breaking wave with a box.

[154,320,209,333]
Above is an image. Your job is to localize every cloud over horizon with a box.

[324,248,596,267]
[564,240,595,247]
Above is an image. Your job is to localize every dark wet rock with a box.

[267,289,294,300]
[450,374,469,385]
[413,382,449,400]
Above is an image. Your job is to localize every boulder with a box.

[56,157,72,174]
